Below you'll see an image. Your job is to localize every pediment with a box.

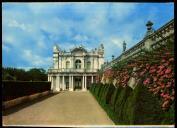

[71,46,87,54]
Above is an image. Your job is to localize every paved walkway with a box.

[3,91,114,126]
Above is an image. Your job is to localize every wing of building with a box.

[48,44,104,92]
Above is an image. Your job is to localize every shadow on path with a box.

[2,93,59,116]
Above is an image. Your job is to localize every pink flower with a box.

[143,78,150,85]
[166,84,171,88]
[160,92,165,97]
[161,59,166,63]
[165,74,173,78]
[150,66,155,70]
[149,69,156,74]
[165,68,172,74]
[157,81,163,86]
[164,62,170,67]
[153,77,158,82]
[169,58,174,62]
[162,100,170,109]
[140,71,146,76]
[172,89,175,95]
[159,70,165,76]
[158,65,165,70]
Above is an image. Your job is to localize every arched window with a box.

[87,61,91,69]
[66,61,70,69]
[75,60,81,69]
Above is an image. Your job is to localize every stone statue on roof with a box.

[123,41,126,52]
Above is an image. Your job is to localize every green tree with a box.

[2,67,47,81]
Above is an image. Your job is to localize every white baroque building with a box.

[48,44,104,92]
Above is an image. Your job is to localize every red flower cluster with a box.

[104,69,114,79]
[142,50,174,110]
[99,42,174,110]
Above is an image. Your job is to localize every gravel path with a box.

[3,91,114,126]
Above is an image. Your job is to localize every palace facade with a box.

[48,44,104,92]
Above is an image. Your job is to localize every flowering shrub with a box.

[100,39,174,110]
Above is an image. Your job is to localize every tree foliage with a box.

[2,67,47,81]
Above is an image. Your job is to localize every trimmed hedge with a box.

[89,83,174,125]
[128,84,163,125]
[2,81,51,101]
[109,85,123,111]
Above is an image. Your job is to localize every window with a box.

[87,61,91,69]
[66,61,70,69]
[75,60,81,69]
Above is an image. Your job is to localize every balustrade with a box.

[102,19,174,71]
[48,68,98,73]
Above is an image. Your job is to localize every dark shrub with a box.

[89,83,94,92]
[98,84,106,101]
[97,83,104,98]
[96,83,103,97]
[114,86,133,124]
[105,84,115,104]
[100,84,109,103]
[132,84,166,124]
[161,102,175,124]
[109,85,123,111]
[93,83,98,94]
[2,81,51,101]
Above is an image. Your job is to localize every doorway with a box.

[74,77,82,90]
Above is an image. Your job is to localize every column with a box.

[69,75,73,91]
[51,76,53,91]
[82,75,85,90]
[91,75,93,83]
[50,75,51,81]
[62,75,65,90]
[84,75,87,91]
[58,75,60,91]
[72,76,74,91]
[92,57,94,70]
[85,76,87,90]
[56,75,59,91]
[58,76,61,91]
[69,75,74,91]
[69,75,71,90]
[71,56,74,69]
[52,76,56,92]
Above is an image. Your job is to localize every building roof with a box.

[71,46,87,53]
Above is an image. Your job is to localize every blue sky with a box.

[2,2,174,70]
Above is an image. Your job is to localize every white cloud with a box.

[109,3,137,22]
[16,66,36,71]
[110,37,123,49]
[27,3,64,15]
[37,40,46,49]
[73,34,88,42]
[2,44,10,53]
[8,20,27,30]
[2,35,14,45]
[22,49,52,67]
